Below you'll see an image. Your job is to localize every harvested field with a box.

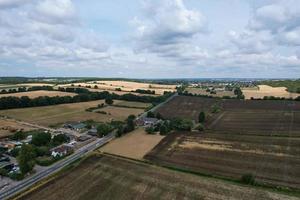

[242,85,299,99]
[19,154,297,200]
[145,132,300,189]
[186,87,235,97]
[155,95,220,121]
[57,80,176,95]
[0,118,36,138]
[100,128,164,159]
[0,90,76,98]
[94,106,145,121]
[0,100,144,127]
[0,83,53,90]
[209,110,300,136]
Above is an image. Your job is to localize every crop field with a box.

[113,100,151,108]
[242,85,299,99]
[94,106,145,121]
[99,128,164,159]
[155,96,220,121]
[0,100,144,127]
[0,83,54,90]
[19,154,296,200]
[149,95,300,189]
[0,90,76,98]
[209,110,300,136]
[57,80,176,95]
[186,87,235,97]
[145,132,300,189]
[0,118,36,138]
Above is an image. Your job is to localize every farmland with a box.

[0,118,36,138]
[186,87,235,98]
[57,80,177,95]
[155,95,220,121]
[100,128,164,159]
[209,110,300,136]
[0,100,145,127]
[145,132,300,189]
[147,95,300,189]
[18,154,297,200]
[0,90,76,98]
[242,85,299,99]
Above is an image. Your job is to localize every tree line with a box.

[0,91,174,110]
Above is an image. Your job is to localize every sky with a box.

[0,0,299,78]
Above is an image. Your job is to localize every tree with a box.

[10,131,27,141]
[156,112,163,119]
[126,115,136,132]
[31,132,51,146]
[145,126,155,134]
[51,134,69,147]
[97,123,113,137]
[159,125,168,135]
[198,112,205,123]
[147,111,155,118]
[17,144,36,174]
[105,97,113,105]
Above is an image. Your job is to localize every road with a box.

[0,133,114,200]
[0,93,178,199]
[137,92,178,119]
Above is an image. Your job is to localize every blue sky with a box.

[0,0,299,78]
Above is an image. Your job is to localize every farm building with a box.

[87,128,98,136]
[136,117,160,127]
[51,144,74,158]
[63,122,86,131]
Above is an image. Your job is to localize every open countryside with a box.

[1,0,300,199]
[18,154,298,200]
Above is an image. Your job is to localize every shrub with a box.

[159,125,168,135]
[146,126,155,134]
[9,172,24,181]
[198,112,205,123]
[195,124,204,131]
[241,173,255,185]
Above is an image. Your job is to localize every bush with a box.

[241,173,255,185]
[159,125,168,135]
[195,124,204,131]
[147,111,155,118]
[10,131,27,141]
[9,172,24,181]
[198,112,205,123]
[146,126,155,134]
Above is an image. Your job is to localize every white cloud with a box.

[32,0,77,25]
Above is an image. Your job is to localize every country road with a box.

[0,133,115,200]
[0,92,178,200]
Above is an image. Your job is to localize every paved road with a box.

[0,134,114,200]
[0,93,177,199]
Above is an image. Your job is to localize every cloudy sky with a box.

[0,0,299,78]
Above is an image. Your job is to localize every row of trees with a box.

[134,89,155,95]
[0,86,54,94]
[0,91,174,110]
